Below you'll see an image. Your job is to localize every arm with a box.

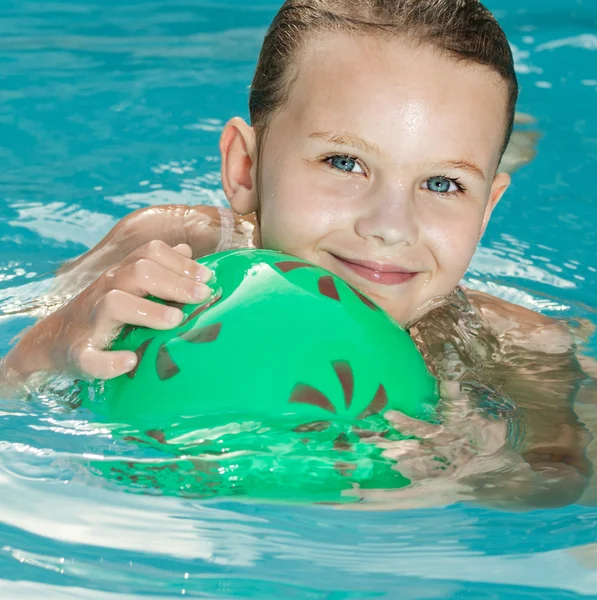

[51,204,257,299]
[0,204,258,393]
[0,241,214,393]
[352,289,592,511]
[566,354,597,506]
[465,290,592,506]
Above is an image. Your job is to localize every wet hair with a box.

[249,0,518,157]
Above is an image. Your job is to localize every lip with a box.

[330,254,419,286]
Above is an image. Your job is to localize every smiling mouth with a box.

[330,254,419,286]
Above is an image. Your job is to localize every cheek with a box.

[258,164,325,250]
[423,206,485,275]
[258,159,354,251]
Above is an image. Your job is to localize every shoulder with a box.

[463,288,575,355]
[124,203,220,230]
[125,204,258,255]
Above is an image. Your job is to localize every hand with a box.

[377,381,507,474]
[38,241,212,380]
[343,382,589,510]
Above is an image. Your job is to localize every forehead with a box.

[272,32,508,169]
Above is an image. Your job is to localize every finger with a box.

[92,290,185,338]
[75,346,138,380]
[393,455,452,481]
[116,240,212,283]
[380,441,454,480]
[172,243,193,258]
[467,416,508,454]
[439,380,462,402]
[384,410,443,439]
[379,440,423,461]
[109,260,212,304]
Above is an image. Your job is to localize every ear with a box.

[479,171,511,239]
[220,117,258,215]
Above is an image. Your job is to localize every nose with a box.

[354,182,418,247]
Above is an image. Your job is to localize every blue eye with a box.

[327,155,364,174]
[424,176,463,194]
[427,176,452,193]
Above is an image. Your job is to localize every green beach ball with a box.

[87,249,438,502]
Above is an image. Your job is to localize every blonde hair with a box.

[249,0,518,155]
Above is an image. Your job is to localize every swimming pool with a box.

[1,0,597,597]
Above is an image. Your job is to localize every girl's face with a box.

[223,33,511,325]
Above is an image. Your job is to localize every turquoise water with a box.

[1,0,597,597]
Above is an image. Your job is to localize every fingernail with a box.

[195,266,213,282]
[191,283,209,300]
[165,307,183,324]
[122,355,137,370]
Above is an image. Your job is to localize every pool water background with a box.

[0,0,597,597]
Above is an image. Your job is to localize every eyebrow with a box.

[309,131,383,157]
[309,131,486,181]
[425,160,486,182]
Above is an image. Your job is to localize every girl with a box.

[1,0,593,508]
